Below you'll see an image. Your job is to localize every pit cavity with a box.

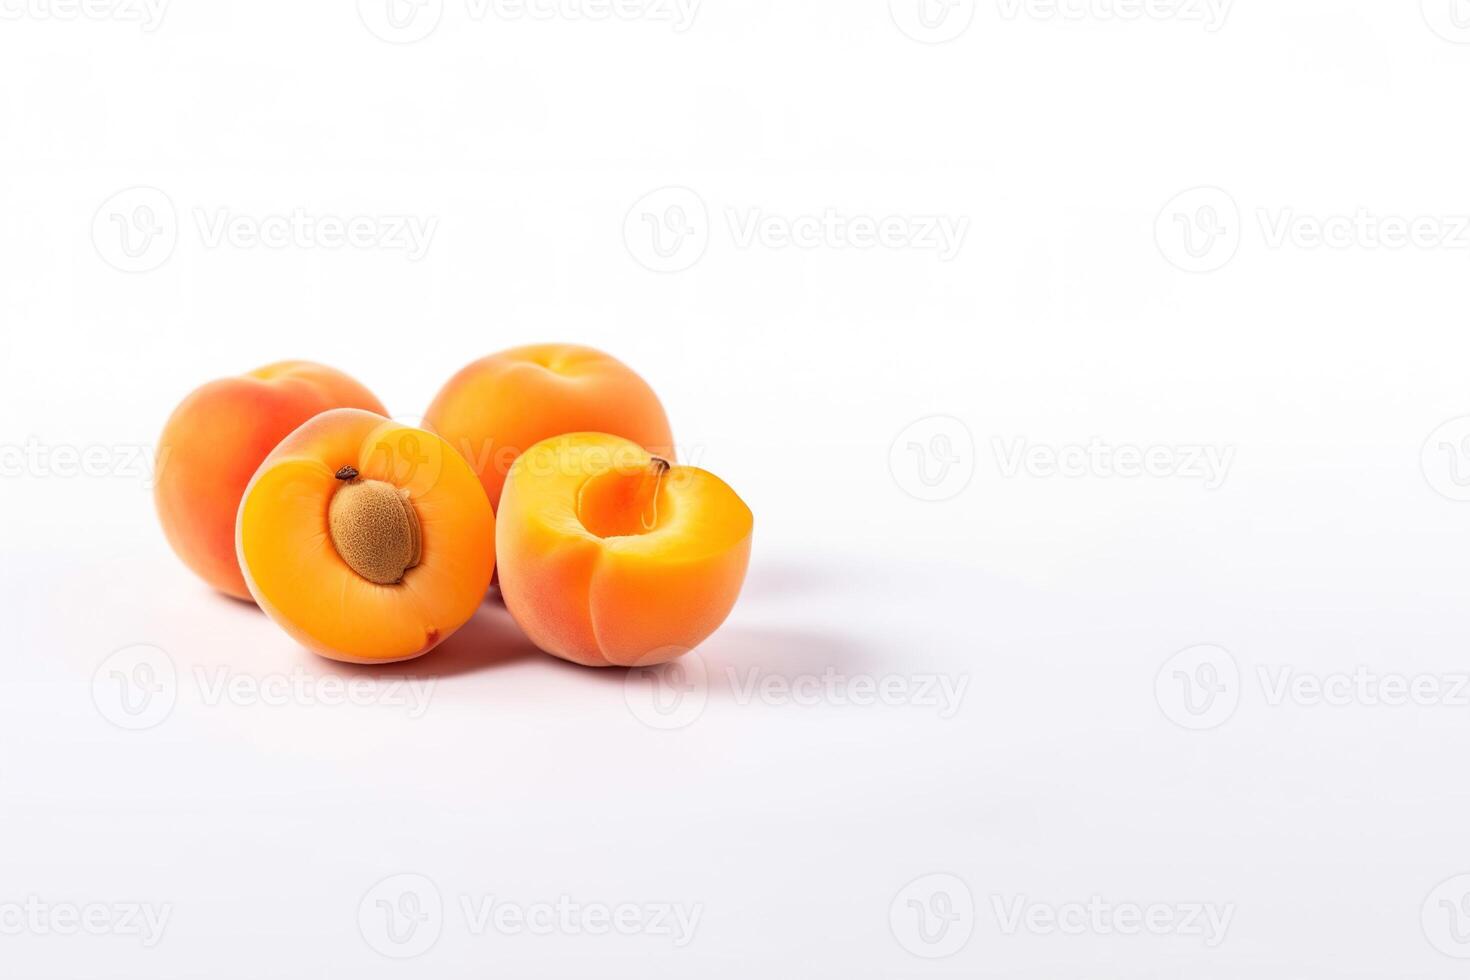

[576,457,671,539]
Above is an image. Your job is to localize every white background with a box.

[3,0,1470,976]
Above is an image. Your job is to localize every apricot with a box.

[496,432,752,667]
[236,409,495,664]
[154,361,387,600]
[424,344,674,513]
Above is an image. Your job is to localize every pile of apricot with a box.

[154,345,752,667]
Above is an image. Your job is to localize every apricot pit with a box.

[327,469,423,586]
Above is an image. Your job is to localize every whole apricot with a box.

[154,361,386,600]
[424,344,674,513]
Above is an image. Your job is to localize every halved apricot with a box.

[236,409,495,663]
[495,432,752,667]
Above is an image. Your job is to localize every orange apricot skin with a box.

[154,362,386,600]
[236,409,496,664]
[423,344,674,513]
[495,432,752,668]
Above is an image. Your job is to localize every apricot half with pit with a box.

[236,409,495,663]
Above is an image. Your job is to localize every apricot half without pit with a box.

[495,432,753,667]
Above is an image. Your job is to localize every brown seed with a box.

[327,478,422,585]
